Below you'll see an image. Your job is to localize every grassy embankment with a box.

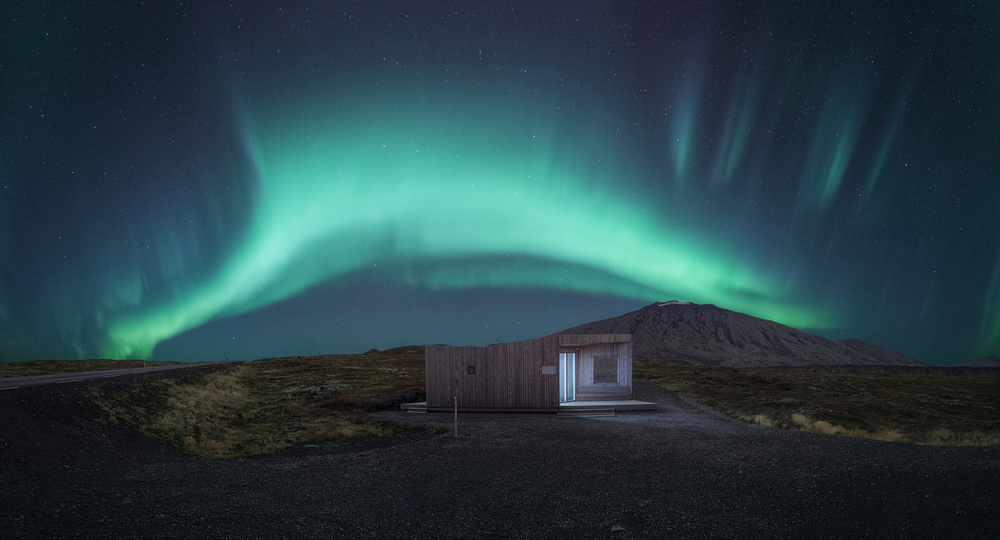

[635,364,1000,446]
[0,359,181,377]
[87,346,436,459]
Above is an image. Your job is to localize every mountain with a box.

[558,301,928,367]
[954,355,1000,368]
[838,338,925,366]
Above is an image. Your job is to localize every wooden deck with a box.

[558,399,658,411]
[557,400,658,416]
[399,399,658,415]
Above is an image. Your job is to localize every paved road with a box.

[0,363,223,390]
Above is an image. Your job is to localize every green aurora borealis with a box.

[104,99,835,358]
[1,2,998,364]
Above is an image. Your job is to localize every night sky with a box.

[1,2,997,365]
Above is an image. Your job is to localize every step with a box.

[557,407,616,417]
[400,402,427,413]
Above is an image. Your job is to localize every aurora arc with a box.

[101,106,836,359]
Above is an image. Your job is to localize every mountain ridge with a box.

[558,301,928,367]
[954,355,1000,368]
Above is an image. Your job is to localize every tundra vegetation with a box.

[7,351,998,456]
[634,364,1000,446]
[86,347,429,459]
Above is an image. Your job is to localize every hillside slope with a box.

[559,301,927,367]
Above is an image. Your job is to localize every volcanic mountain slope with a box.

[837,338,924,366]
[559,301,928,367]
[954,355,1000,368]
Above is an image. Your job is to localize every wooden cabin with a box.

[424,334,632,412]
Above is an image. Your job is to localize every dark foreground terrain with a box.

[2,369,998,539]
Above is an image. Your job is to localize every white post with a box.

[453,396,458,437]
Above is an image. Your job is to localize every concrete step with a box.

[400,402,427,413]
[557,407,616,417]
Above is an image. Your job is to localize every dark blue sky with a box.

[1,1,997,364]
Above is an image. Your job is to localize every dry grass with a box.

[742,414,775,427]
[0,358,181,378]
[789,412,909,442]
[89,346,431,459]
[635,364,1000,446]
[42,349,1000,453]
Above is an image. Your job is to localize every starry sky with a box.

[1,2,997,365]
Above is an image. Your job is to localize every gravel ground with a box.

[2,374,998,539]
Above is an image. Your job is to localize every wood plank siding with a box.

[425,336,560,411]
[426,334,633,412]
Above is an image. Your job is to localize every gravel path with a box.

[2,378,998,539]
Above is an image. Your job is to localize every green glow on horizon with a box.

[101,101,837,358]
[975,235,1000,358]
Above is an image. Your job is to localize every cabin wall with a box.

[425,336,559,411]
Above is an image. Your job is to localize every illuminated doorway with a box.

[559,352,576,402]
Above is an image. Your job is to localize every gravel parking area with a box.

[2,377,998,539]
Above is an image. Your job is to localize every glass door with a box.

[559,352,575,402]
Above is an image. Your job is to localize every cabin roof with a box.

[556,333,632,347]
